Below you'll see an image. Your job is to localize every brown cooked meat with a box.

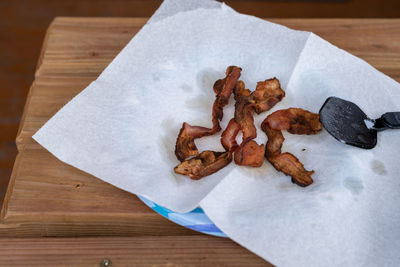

[174,66,321,185]
[261,108,322,187]
[233,80,251,100]
[221,118,241,152]
[251,78,285,114]
[234,78,285,143]
[174,151,232,180]
[268,153,314,187]
[234,96,257,142]
[266,108,322,135]
[232,78,285,167]
[234,140,265,167]
[261,120,284,158]
[211,66,242,132]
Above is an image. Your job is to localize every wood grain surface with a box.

[1,17,400,266]
[0,236,269,266]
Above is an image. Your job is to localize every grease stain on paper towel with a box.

[370,159,387,175]
[196,68,220,93]
[160,118,188,184]
[279,182,293,191]
[185,96,212,114]
[160,118,180,164]
[185,68,220,114]
[181,83,193,93]
[343,176,364,195]
[152,74,161,82]
[237,162,270,179]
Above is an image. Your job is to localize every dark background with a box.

[0,0,399,206]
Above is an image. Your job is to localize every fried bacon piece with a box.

[234,78,285,143]
[175,123,213,161]
[261,110,320,187]
[269,153,314,187]
[211,66,242,132]
[221,119,240,152]
[261,122,313,187]
[266,108,322,135]
[232,78,285,167]
[214,66,242,105]
[211,101,224,133]
[234,140,265,167]
[234,80,251,100]
[251,78,285,114]
[174,151,232,180]
[235,97,257,142]
[261,120,284,158]
[175,66,241,161]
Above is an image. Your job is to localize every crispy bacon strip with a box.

[234,80,251,100]
[211,101,223,133]
[269,153,314,187]
[251,78,285,114]
[232,78,285,167]
[211,66,242,131]
[235,97,257,142]
[234,78,285,143]
[261,120,284,158]
[175,123,213,161]
[261,122,313,187]
[175,66,241,161]
[215,66,242,105]
[266,108,322,135]
[221,119,240,152]
[234,140,265,167]
[174,151,232,180]
[261,107,321,187]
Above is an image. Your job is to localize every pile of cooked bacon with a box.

[174,66,322,187]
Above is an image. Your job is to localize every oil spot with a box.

[161,117,178,134]
[325,194,334,200]
[185,96,212,114]
[196,68,220,97]
[279,182,292,191]
[343,176,364,195]
[160,118,180,164]
[301,148,306,151]
[181,84,193,93]
[237,161,269,179]
[185,68,220,114]
[370,159,387,175]
[89,51,98,57]
[152,74,160,82]
[160,135,179,165]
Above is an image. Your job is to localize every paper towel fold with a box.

[33,0,400,266]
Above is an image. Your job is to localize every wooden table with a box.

[1,17,399,266]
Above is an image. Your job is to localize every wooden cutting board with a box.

[1,17,400,266]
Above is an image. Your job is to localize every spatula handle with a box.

[380,112,400,129]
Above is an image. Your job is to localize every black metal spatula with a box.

[319,96,400,149]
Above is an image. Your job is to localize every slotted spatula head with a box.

[319,97,377,149]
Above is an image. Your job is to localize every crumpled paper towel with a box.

[33,0,400,266]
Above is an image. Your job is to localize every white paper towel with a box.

[33,0,400,266]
